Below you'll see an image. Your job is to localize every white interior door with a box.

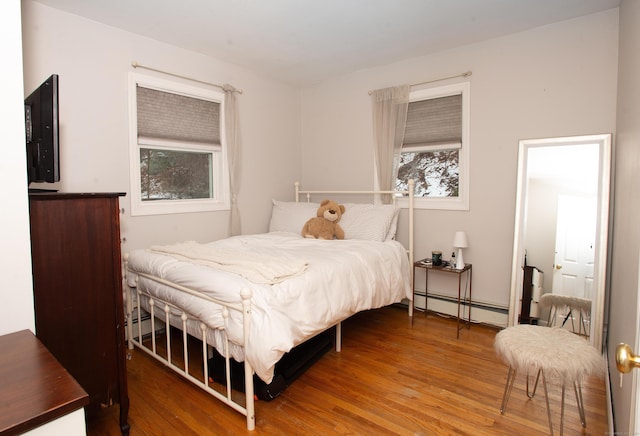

[615,256,640,433]
[552,195,596,299]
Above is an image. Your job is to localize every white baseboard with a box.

[412,293,509,328]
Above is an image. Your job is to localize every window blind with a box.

[137,86,220,145]
[403,94,462,149]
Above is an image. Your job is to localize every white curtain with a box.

[371,85,410,203]
[223,84,241,236]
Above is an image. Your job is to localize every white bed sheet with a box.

[126,231,411,382]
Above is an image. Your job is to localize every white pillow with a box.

[268,200,319,234]
[340,203,398,242]
[385,207,401,241]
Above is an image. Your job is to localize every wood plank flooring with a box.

[87,306,609,435]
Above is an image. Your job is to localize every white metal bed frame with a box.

[124,181,414,431]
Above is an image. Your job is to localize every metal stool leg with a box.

[526,369,542,399]
[541,370,554,436]
[500,366,518,414]
[507,371,586,435]
[548,305,557,327]
[580,310,590,338]
[561,307,576,334]
[560,384,566,436]
[574,381,587,427]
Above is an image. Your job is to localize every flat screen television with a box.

[25,74,59,185]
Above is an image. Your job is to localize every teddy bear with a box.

[301,199,346,240]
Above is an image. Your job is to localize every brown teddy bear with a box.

[301,199,346,240]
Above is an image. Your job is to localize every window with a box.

[396,82,469,210]
[128,73,229,216]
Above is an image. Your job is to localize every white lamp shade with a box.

[453,231,468,248]
[453,231,468,269]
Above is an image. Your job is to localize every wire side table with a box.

[413,259,472,338]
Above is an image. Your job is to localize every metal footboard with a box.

[123,256,256,431]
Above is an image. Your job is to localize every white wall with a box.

[0,0,35,335]
[526,179,560,291]
[300,10,619,311]
[21,0,303,252]
[610,0,640,432]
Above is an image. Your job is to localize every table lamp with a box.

[453,231,468,270]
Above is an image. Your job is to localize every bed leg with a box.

[126,297,134,351]
[244,360,256,431]
[123,255,135,351]
[335,322,342,352]
[239,288,255,430]
[408,297,414,327]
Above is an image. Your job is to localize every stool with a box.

[494,325,604,435]
[539,294,592,337]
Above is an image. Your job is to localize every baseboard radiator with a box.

[412,292,509,328]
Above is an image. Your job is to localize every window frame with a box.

[396,82,470,211]
[128,72,230,216]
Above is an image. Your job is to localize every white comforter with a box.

[126,231,411,383]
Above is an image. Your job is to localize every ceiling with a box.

[33,0,620,86]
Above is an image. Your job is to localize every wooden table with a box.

[0,329,89,435]
[413,259,472,338]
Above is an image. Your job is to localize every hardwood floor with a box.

[87,306,609,435]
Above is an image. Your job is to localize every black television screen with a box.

[25,74,59,184]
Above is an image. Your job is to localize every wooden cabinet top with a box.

[0,330,89,435]
[28,192,126,200]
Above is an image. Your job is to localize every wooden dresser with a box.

[28,192,130,435]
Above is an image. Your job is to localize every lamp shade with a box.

[453,231,468,248]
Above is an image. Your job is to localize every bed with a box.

[124,181,415,430]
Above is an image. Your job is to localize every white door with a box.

[552,195,596,299]
[615,258,640,433]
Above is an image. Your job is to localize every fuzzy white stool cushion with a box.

[539,294,592,313]
[495,325,604,435]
